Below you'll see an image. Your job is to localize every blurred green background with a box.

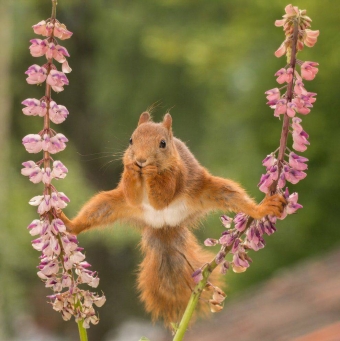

[1,0,339,340]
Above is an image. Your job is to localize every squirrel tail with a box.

[137,225,222,328]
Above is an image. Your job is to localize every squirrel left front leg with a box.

[201,174,285,219]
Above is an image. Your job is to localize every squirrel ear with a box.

[162,113,172,131]
[138,112,151,126]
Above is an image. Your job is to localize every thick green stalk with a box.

[77,320,89,341]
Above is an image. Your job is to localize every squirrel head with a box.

[123,112,178,170]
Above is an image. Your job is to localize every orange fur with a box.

[59,112,285,326]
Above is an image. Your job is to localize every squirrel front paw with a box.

[141,164,158,177]
[56,209,77,234]
[256,193,287,219]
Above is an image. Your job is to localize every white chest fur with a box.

[141,196,189,228]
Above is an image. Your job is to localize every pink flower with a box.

[54,22,73,40]
[53,45,70,63]
[275,67,293,84]
[301,61,319,81]
[52,160,68,179]
[274,98,287,117]
[49,101,69,124]
[278,188,303,219]
[277,172,286,189]
[303,29,319,48]
[274,42,287,57]
[42,167,53,185]
[220,215,233,228]
[219,230,236,246]
[292,117,303,133]
[21,161,43,184]
[283,165,307,184]
[29,39,48,57]
[293,96,312,115]
[234,213,248,232]
[268,165,278,180]
[262,154,277,169]
[284,4,299,17]
[61,60,72,74]
[289,152,308,170]
[25,64,47,85]
[42,133,51,151]
[32,20,49,36]
[22,98,47,117]
[46,70,69,92]
[275,19,286,27]
[294,79,307,95]
[51,191,70,210]
[292,130,310,152]
[191,269,203,284]
[287,101,297,117]
[22,134,42,153]
[265,88,281,102]
[49,133,68,154]
[258,173,273,193]
[27,219,44,236]
[204,238,219,246]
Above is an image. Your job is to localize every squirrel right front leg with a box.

[58,188,131,235]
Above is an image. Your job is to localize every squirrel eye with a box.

[129,137,133,145]
[159,140,166,148]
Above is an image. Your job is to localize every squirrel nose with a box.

[136,158,147,167]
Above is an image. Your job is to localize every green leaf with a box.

[139,337,151,341]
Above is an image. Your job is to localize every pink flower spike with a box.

[22,134,43,153]
[32,20,48,36]
[286,102,297,117]
[303,29,320,48]
[265,88,280,102]
[25,65,47,85]
[29,39,48,57]
[289,152,308,171]
[46,70,69,92]
[301,61,319,81]
[54,22,73,40]
[22,98,47,117]
[49,101,69,124]
[274,43,286,58]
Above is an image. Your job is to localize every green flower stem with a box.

[77,320,88,341]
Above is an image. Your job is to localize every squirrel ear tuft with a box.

[162,113,172,131]
[138,112,151,126]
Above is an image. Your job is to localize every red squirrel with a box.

[59,112,285,326]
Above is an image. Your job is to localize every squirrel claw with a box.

[258,193,286,218]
